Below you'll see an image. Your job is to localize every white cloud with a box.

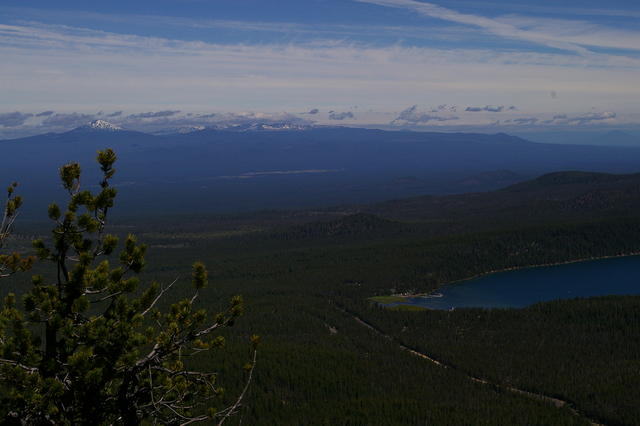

[392,105,459,125]
[0,6,502,45]
[465,105,516,113]
[0,21,639,124]
[499,111,621,128]
[329,111,355,120]
[566,111,618,125]
[452,3,640,20]
[0,111,33,127]
[495,15,640,52]
[355,0,640,53]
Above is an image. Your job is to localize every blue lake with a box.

[402,256,640,310]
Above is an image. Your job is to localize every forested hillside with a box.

[4,170,640,424]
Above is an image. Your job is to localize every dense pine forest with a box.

[3,171,640,424]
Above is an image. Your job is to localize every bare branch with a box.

[90,291,123,303]
[217,349,257,426]
[190,290,199,306]
[0,358,39,374]
[141,277,180,317]
[0,211,18,243]
[193,322,223,339]
[179,415,210,426]
[151,366,216,378]
[83,288,108,295]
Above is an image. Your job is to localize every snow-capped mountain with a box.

[151,125,206,135]
[79,120,123,131]
[209,121,312,131]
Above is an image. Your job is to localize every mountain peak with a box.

[85,120,122,131]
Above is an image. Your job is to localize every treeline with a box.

[355,296,640,426]
[186,296,588,425]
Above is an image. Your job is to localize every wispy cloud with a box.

[0,21,639,131]
[465,105,516,112]
[566,111,617,125]
[495,15,640,52]
[503,111,618,128]
[355,0,640,53]
[391,105,459,125]
[0,6,492,46]
[430,104,458,113]
[128,110,181,119]
[329,111,355,120]
[41,112,96,128]
[509,117,539,125]
[459,3,640,20]
[0,112,33,127]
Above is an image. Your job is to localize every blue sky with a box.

[1,0,639,136]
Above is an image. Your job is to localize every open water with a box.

[402,256,640,310]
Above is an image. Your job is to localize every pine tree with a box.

[0,182,34,278]
[0,149,258,425]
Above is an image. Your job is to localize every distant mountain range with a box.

[3,122,640,218]
[514,129,640,146]
[594,130,640,146]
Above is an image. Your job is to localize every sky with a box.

[1,0,639,137]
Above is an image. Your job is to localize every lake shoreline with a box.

[390,251,640,300]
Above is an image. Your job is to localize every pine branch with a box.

[0,357,39,373]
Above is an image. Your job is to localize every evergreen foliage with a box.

[0,183,34,278]
[360,296,640,425]
[0,150,257,425]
